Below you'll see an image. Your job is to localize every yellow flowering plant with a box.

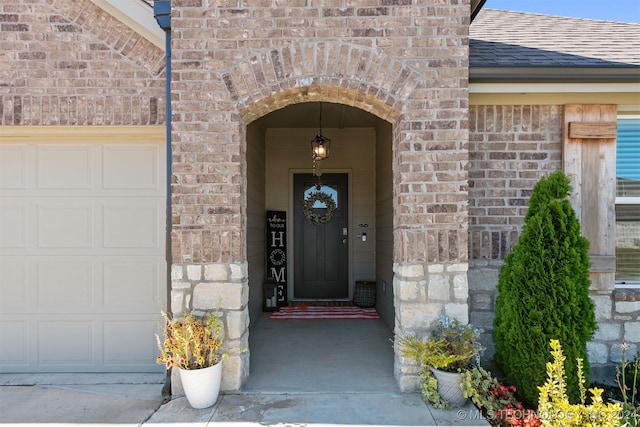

[156,310,225,370]
[537,339,621,427]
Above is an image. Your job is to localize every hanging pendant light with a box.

[310,102,331,161]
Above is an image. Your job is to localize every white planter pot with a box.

[429,366,468,408]
[178,363,222,409]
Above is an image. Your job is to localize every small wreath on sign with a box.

[303,191,336,225]
[269,249,286,266]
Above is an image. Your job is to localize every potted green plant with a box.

[461,366,541,426]
[156,310,226,409]
[398,316,484,408]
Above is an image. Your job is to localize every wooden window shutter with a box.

[563,104,617,291]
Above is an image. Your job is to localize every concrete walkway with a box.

[0,314,490,426]
[149,390,489,426]
[0,375,488,426]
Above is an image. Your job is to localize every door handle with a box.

[342,238,347,244]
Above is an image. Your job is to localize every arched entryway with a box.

[244,100,396,322]
[225,41,411,393]
[243,100,396,391]
[169,38,470,393]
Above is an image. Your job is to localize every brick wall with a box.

[468,104,563,354]
[169,0,470,267]
[469,105,563,262]
[168,0,472,391]
[6,0,629,390]
[469,105,637,380]
[0,0,165,125]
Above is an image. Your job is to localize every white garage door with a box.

[0,127,166,373]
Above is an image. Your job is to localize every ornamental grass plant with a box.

[399,316,484,373]
[156,310,225,370]
[398,316,484,409]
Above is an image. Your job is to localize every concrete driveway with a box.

[0,373,165,426]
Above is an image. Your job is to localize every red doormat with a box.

[269,305,380,320]
[288,301,354,307]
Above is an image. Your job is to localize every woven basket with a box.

[353,281,376,308]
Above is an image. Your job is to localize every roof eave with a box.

[90,0,164,49]
[470,66,640,84]
[470,0,487,23]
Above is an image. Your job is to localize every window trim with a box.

[616,197,640,204]
[615,116,640,288]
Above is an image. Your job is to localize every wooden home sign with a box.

[265,211,287,310]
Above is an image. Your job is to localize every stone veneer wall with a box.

[170,262,250,391]
[590,289,640,381]
[469,105,639,380]
[168,0,471,391]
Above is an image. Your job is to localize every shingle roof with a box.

[471,9,640,68]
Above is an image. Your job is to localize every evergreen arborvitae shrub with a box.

[493,171,597,407]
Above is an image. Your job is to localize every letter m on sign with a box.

[270,267,286,283]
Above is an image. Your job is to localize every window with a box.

[304,184,338,208]
[615,118,640,287]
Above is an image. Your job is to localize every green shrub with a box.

[493,171,597,406]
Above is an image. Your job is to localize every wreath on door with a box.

[303,191,336,225]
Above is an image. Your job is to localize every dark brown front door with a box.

[293,173,348,299]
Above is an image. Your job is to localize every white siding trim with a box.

[89,0,165,50]
[471,82,640,93]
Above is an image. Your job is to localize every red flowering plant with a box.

[498,408,540,427]
[155,310,225,370]
[462,366,541,427]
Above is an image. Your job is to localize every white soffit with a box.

[470,83,640,112]
[470,82,640,94]
[89,0,165,50]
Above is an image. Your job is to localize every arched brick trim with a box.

[219,41,418,124]
[240,86,400,127]
[45,0,165,76]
